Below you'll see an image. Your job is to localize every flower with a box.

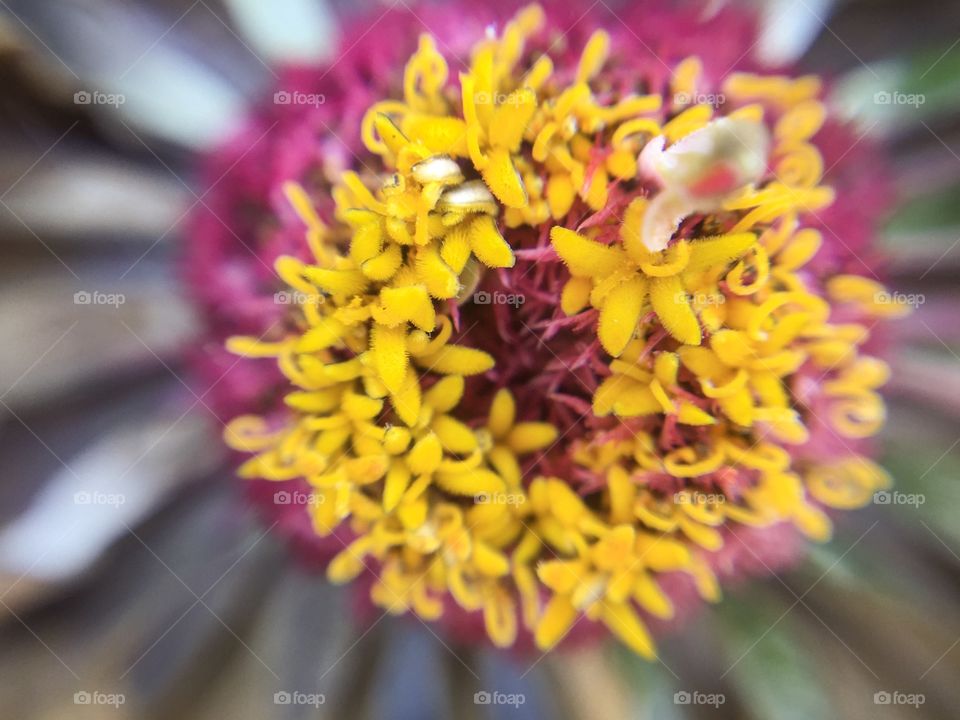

[6,0,960,717]
[198,1,909,658]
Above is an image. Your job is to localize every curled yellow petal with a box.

[435,468,504,496]
[303,267,369,297]
[487,388,516,439]
[507,422,558,454]
[550,226,624,279]
[685,233,756,273]
[481,147,527,209]
[390,366,422,427]
[371,323,408,395]
[650,275,701,345]
[424,374,465,413]
[466,214,515,268]
[535,595,578,650]
[407,432,443,475]
[416,344,495,375]
[561,276,592,315]
[598,277,646,357]
[432,414,478,454]
[483,586,518,648]
[415,243,460,298]
[600,602,655,659]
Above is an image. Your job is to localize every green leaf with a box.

[716,590,831,720]
[886,183,960,235]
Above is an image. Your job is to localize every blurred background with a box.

[0,0,959,717]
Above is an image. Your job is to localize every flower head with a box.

[194,1,907,656]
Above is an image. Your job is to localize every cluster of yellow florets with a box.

[224,4,907,656]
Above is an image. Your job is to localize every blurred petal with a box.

[5,0,249,148]
[1,156,187,240]
[224,0,336,65]
[757,0,834,66]
[0,413,220,586]
[0,274,196,410]
[115,46,246,148]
